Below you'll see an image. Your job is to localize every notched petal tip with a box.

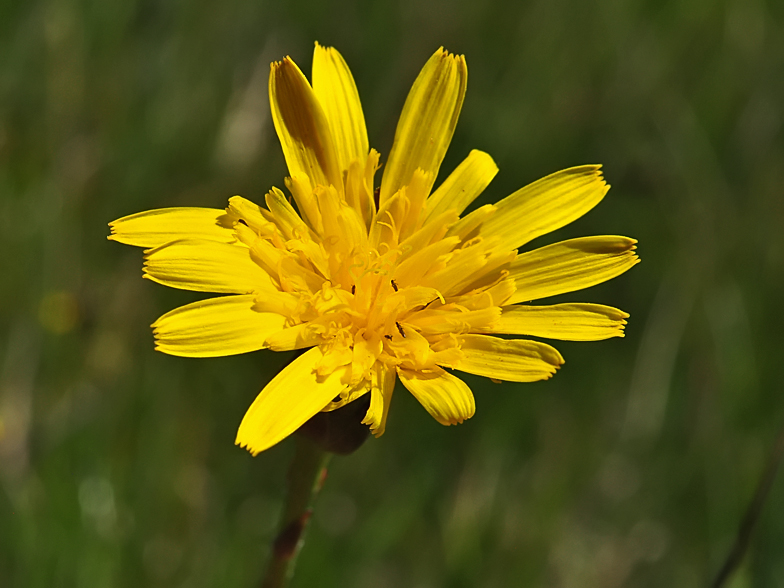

[270,56,291,70]
[235,437,261,457]
[445,412,474,426]
[573,163,609,190]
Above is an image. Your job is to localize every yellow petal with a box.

[452,334,563,382]
[227,196,277,235]
[323,382,369,412]
[265,186,314,242]
[269,57,341,189]
[285,174,323,235]
[420,242,515,297]
[362,362,397,437]
[144,239,274,293]
[316,184,368,255]
[152,295,287,357]
[312,43,369,172]
[423,150,498,223]
[236,346,349,455]
[507,236,639,303]
[393,236,460,288]
[263,323,322,352]
[379,48,467,205]
[477,165,610,251]
[398,208,458,260]
[407,306,500,336]
[398,366,475,426]
[344,150,380,228]
[108,208,233,248]
[491,303,629,341]
[252,289,300,317]
[263,313,351,351]
[397,169,432,242]
[435,247,517,298]
[445,203,496,241]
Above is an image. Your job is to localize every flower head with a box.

[109,44,639,455]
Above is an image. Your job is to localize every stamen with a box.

[383,210,399,240]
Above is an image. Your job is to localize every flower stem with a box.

[711,422,784,588]
[261,435,331,588]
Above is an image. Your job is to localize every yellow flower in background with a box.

[109,44,639,455]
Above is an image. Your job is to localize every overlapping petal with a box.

[477,165,609,251]
[144,239,274,293]
[269,57,341,189]
[491,303,629,341]
[108,208,233,248]
[451,334,564,382]
[398,367,475,426]
[423,149,498,223]
[507,236,639,303]
[312,42,369,172]
[361,362,396,437]
[236,346,350,456]
[152,295,286,357]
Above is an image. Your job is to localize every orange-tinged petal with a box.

[236,346,349,455]
[269,57,341,189]
[380,48,467,205]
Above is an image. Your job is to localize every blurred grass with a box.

[1,0,784,586]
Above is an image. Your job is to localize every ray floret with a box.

[109,43,639,455]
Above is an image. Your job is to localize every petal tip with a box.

[235,436,261,457]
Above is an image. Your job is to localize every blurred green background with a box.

[2,0,784,586]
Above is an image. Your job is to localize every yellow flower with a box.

[109,44,639,455]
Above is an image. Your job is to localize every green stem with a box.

[261,435,331,588]
[711,423,784,588]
